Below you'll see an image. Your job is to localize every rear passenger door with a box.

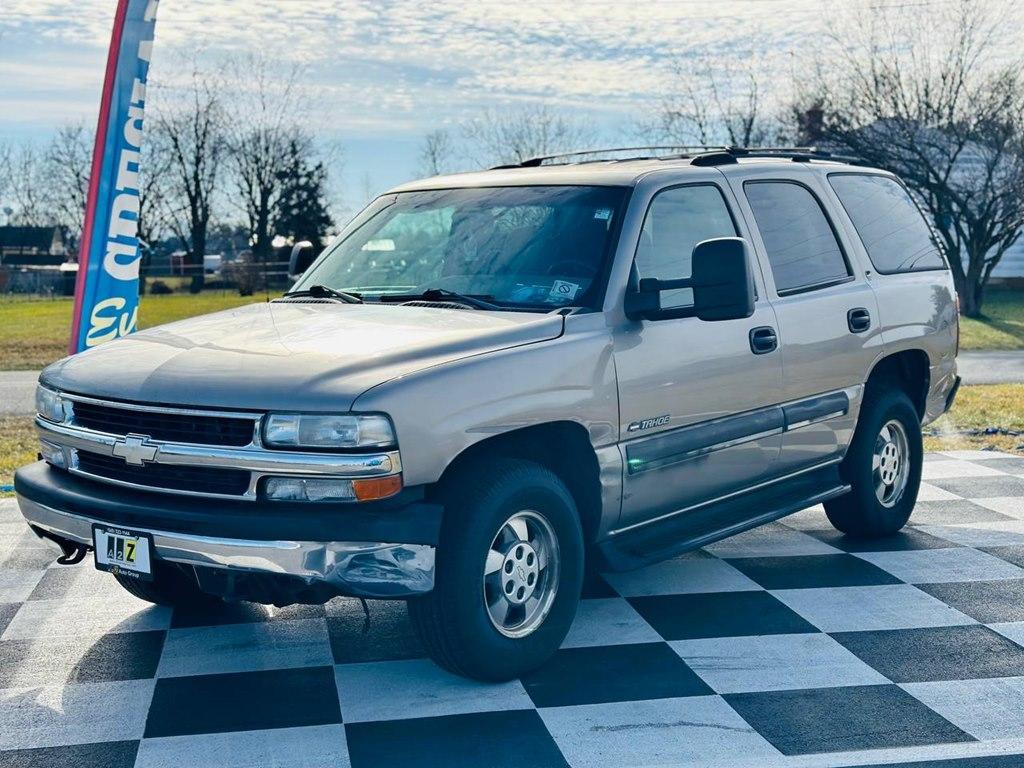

[725,167,882,472]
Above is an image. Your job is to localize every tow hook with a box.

[30,525,90,566]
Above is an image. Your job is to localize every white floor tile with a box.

[540,695,785,768]
[0,679,155,750]
[135,724,350,768]
[0,568,44,602]
[903,677,1024,741]
[916,522,1024,548]
[922,460,1006,480]
[771,584,976,632]
[671,633,888,693]
[971,497,1024,520]
[917,482,962,502]
[856,547,1024,584]
[562,598,662,648]
[1,597,171,641]
[334,658,533,723]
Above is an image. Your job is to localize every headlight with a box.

[263,413,395,449]
[36,385,67,423]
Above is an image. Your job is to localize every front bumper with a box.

[15,461,440,599]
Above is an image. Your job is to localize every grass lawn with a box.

[0,292,275,371]
[959,289,1024,351]
[924,383,1024,454]
[0,416,37,497]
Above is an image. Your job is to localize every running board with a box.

[595,465,851,572]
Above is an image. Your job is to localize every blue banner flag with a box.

[69,0,159,354]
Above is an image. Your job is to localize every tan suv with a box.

[16,147,960,680]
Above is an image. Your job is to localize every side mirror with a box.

[624,237,755,322]
[289,240,316,279]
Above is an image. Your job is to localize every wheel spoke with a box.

[488,597,510,626]
[508,517,529,542]
[484,549,504,575]
[536,545,548,571]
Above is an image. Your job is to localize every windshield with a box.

[295,185,628,310]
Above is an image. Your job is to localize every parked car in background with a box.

[16,147,959,680]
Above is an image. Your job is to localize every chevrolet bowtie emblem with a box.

[111,434,160,466]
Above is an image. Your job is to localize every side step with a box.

[596,465,850,572]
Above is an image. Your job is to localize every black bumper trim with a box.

[14,461,442,546]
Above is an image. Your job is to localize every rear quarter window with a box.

[828,174,946,273]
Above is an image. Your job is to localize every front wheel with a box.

[408,459,584,681]
[825,386,923,537]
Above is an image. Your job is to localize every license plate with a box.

[93,525,153,581]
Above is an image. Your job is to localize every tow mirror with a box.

[289,240,316,279]
[624,237,756,322]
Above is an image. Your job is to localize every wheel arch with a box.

[864,349,930,419]
[434,421,605,544]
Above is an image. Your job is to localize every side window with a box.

[829,174,946,273]
[635,184,738,308]
[744,181,850,295]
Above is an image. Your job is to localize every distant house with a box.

[0,226,68,267]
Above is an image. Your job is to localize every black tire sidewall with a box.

[433,462,584,679]
[842,388,923,533]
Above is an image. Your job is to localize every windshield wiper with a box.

[379,288,504,311]
[285,284,363,304]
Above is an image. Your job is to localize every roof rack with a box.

[493,145,861,169]
[491,146,729,169]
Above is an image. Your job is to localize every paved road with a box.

[2,451,1024,766]
[2,352,1022,417]
[956,351,1024,385]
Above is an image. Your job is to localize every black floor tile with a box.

[0,602,18,637]
[520,641,711,707]
[927,476,1024,499]
[25,567,78,601]
[345,710,568,768]
[328,600,425,664]
[0,546,58,570]
[0,630,165,687]
[917,579,1024,623]
[832,625,1024,683]
[725,684,973,756]
[629,590,817,640]
[911,501,1014,525]
[981,545,1024,569]
[170,600,325,629]
[0,740,139,768]
[727,554,902,590]
[804,528,958,552]
[144,666,341,737]
[848,755,1024,768]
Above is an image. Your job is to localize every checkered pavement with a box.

[3,451,1024,768]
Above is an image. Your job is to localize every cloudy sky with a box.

[0,0,1010,209]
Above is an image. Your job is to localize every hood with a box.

[42,302,564,411]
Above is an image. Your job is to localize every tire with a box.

[824,384,923,537]
[408,458,584,681]
[113,561,211,607]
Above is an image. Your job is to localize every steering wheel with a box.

[546,259,596,277]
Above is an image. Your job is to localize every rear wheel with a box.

[113,561,211,607]
[825,386,923,537]
[408,459,584,681]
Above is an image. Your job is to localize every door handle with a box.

[848,307,871,333]
[749,326,778,355]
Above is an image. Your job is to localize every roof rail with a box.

[491,146,730,169]
[490,145,862,170]
[690,146,861,166]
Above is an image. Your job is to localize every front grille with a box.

[77,451,252,496]
[73,401,255,446]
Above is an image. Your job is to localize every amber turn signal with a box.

[352,474,403,501]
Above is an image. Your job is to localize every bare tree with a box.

[223,55,309,267]
[152,70,226,293]
[5,143,49,226]
[44,124,94,249]
[811,0,1024,317]
[649,53,794,148]
[461,105,596,167]
[417,129,455,177]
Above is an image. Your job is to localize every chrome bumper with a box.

[17,495,435,598]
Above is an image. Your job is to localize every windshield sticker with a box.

[593,208,612,221]
[549,280,581,302]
